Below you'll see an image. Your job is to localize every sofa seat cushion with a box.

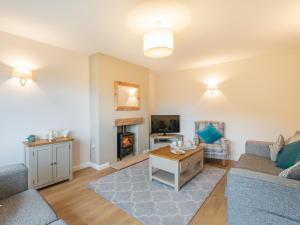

[203,143,224,153]
[237,154,283,175]
[0,189,57,225]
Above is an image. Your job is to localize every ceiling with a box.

[0,0,300,72]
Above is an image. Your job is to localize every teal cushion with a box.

[276,140,300,169]
[197,123,223,144]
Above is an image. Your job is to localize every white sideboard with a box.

[24,137,73,189]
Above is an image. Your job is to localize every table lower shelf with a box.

[150,166,203,191]
[151,169,175,187]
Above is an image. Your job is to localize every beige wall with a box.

[2,30,299,167]
[90,53,150,164]
[151,48,300,160]
[0,31,90,167]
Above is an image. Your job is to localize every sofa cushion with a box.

[0,189,57,225]
[279,161,300,180]
[236,154,283,175]
[276,140,300,169]
[286,130,300,144]
[269,134,285,161]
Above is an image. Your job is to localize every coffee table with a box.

[149,145,204,191]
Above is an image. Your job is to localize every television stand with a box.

[150,133,184,150]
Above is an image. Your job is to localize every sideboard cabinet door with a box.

[53,142,70,180]
[35,145,53,187]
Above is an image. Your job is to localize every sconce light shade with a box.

[207,83,218,95]
[144,28,174,58]
[12,67,33,86]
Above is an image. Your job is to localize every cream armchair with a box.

[195,120,229,166]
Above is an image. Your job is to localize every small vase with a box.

[48,131,54,142]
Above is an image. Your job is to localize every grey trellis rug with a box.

[88,160,225,225]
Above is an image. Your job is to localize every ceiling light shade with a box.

[144,28,174,58]
[12,67,33,86]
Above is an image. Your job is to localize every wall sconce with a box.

[207,83,218,95]
[12,67,33,86]
[128,88,137,102]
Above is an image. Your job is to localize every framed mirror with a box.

[114,81,140,111]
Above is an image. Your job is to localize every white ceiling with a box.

[0,0,300,72]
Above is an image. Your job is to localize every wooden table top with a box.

[149,145,203,161]
[23,137,74,147]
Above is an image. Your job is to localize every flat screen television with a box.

[151,115,180,134]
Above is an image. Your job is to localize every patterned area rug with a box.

[88,160,225,225]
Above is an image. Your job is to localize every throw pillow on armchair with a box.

[197,123,223,144]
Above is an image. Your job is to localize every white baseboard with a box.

[143,149,150,154]
[73,162,110,172]
[89,162,110,171]
[72,162,90,171]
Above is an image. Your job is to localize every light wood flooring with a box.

[39,159,235,225]
[111,153,149,170]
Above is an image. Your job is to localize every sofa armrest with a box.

[245,140,272,158]
[227,168,300,225]
[0,164,28,200]
[219,138,229,150]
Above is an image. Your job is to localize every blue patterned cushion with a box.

[279,161,300,180]
[197,124,223,144]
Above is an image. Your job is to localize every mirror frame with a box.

[114,81,140,111]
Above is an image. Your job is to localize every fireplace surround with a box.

[114,117,144,161]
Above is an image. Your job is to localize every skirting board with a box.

[73,162,110,172]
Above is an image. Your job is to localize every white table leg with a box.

[174,163,180,191]
[149,157,152,181]
[200,158,204,171]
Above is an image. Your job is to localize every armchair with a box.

[195,120,229,166]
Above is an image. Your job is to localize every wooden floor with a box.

[111,153,149,170]
[39,159,235,225]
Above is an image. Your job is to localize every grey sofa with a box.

[0,164,68,225]
[227,141,300,225]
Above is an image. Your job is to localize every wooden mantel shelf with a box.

[114,117,144,126]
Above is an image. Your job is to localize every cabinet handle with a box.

[50,162,57,166]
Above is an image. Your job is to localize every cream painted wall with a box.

[2,30,299,167]
[151,49,300,160]
[0,31,90,167]
[90,53,150,164]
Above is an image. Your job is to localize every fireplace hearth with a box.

[117,126,134,160]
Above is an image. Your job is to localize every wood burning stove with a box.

[117,126,134,160]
